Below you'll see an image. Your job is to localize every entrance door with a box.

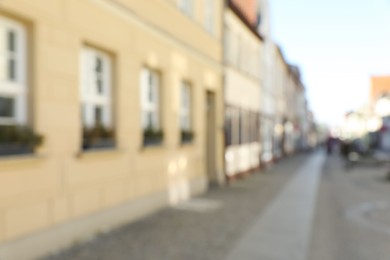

[205,91,217,185]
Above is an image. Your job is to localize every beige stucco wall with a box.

[0,0,224,257]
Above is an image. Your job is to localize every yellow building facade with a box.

[0,0,224,259]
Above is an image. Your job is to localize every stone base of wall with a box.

[0,177,208,260]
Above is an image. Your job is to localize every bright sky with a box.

[269,0,390,127]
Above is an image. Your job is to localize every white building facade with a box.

[224,2,264,177]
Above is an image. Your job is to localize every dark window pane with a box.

[7,30,16,52]
[147,112,153,128]
[81,105,85,123]
[95,106,102,124]
[148,72,153,86]
[248,112,252,143]
[95,57,102,73]
[148,84,154,102]
[8,59,16,81]
[225,107,232,146]
[0,97,15,118]
[97,78,103,94]
[238,109,242,144]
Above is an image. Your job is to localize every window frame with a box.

[180,81,192,132]
[225,105,233,147]
[204,0,214,33]
[140,67,161,131]
[0,15,27,126]
[179,0,194,17]
[80,46,113,129]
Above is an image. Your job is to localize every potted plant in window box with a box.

[143,127,164,146]
[0,125,44,156]
[181,130,194,144]
[82,123,115,150]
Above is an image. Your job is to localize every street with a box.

[2,1,390,259]
[43,151,390,260]
[309,153,390,260]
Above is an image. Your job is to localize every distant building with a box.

[341,111,367,140]
[223,0,264,178]
[284,65,305,154]
[256,0,310,161]
[230,0,259,26]
[273,46,289,159]
[369,76,390,151]
[370,76,390,107]
[257,0,276,163]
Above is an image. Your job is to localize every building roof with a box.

[287,64,303,88]
[228,1,264,42]
[371,76,390,104]
[276,45,290,71]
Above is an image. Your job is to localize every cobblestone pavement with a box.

[309,153,390,260]
[43,154,309,260]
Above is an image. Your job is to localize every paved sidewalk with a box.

[309,154,390,260]
[226,152,324,260]
[44,153,312,260]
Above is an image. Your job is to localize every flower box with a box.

[143,128,164,147]
[0,125,43,157]
[0,143,33,156]
[82,138,115,150]
[82,124,115,151]
[181,130,194,144]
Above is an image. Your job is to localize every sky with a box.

[269,0,390,127]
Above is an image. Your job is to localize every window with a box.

[255,112,260,143]
[238,108,243,144]
[180,82,194,143]
[140,68,163,146]
[249,111,260,143]
[80,47,112,128]
[0,97,15,118]
[81,47,114,150]
[231,106,240,146]
[0,16,27,125]
[179,0,193,17]
[180,81,192,131]
[243,110,249,144]
[204,0,214,33]
[225,106,233,147]
[180,81,193,143]
[140,68,161,130]
[247,111,253,143]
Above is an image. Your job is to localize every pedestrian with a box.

[326,136,333,155]
[340,140,349,159]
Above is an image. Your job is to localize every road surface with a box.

[44,151,390,260]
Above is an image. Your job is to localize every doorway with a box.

[205,91,217,185]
